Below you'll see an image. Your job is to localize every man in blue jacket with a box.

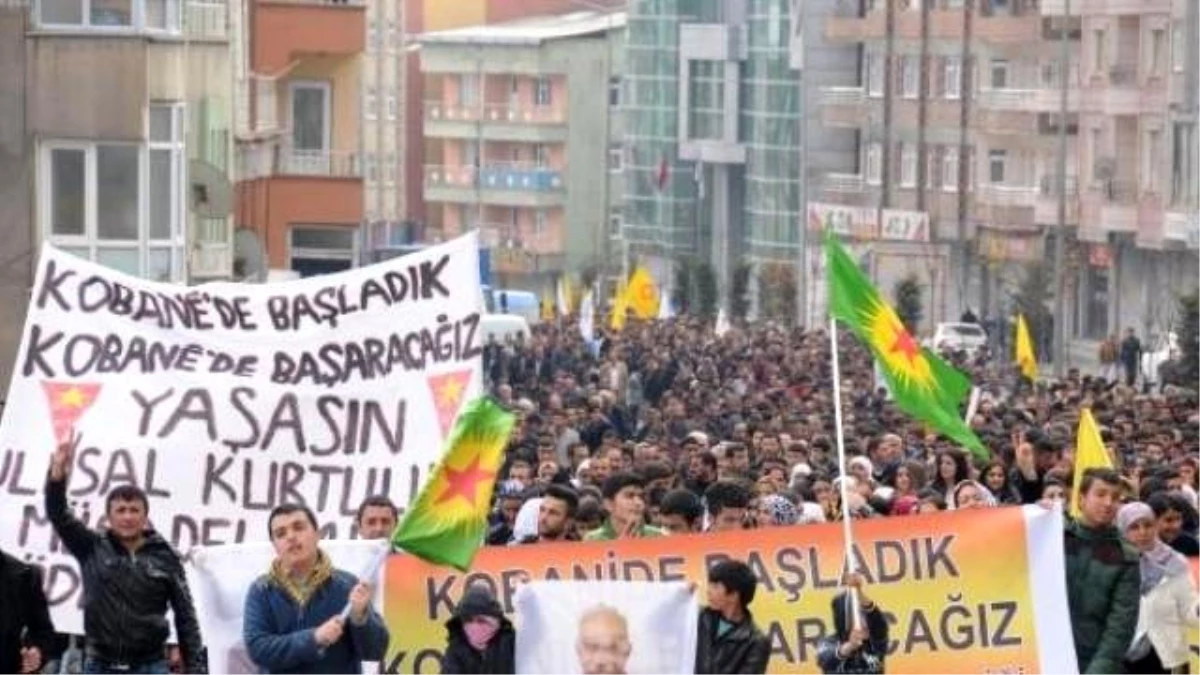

[244,504,389,674]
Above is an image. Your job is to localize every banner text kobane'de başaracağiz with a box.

[383,506,1078,675]
[0,233,484,634]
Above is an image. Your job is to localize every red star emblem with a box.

[434,456,495,506]
[889,324,921,364]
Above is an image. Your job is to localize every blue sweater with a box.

[243,568,389,674]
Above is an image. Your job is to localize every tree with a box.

[757,262,797,325]
[694,261,718,318]
[672,258,693,315]
[893,274,924,334]
[1014,262,1054,359]
[1176,291,1198,387]
[730,261,752,321]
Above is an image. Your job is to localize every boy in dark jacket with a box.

[439,583,515,674]
[1064,468,1140,674]
[815,573,887,674]
[694,560,770,674]
[244,504,389,674]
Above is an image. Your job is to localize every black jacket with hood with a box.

[694,606,770,674]
[439,585,515,675]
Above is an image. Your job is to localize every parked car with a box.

[926,322,989,355]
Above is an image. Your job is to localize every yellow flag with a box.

[626,267,660,319]
[1015,314,1038,380]
[609,280,628,330]
[1070,408,1114,519]
[540,294,555,322]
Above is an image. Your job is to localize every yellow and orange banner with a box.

[383,506,1076,673]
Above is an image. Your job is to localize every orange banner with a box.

[384,506,1075,673]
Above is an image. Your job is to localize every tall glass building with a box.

[620,0,817,305]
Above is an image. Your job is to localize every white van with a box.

[480,313,530,345]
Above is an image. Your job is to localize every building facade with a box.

[0,0,234,388]
[415,10,625,291]
[231,0,365,276]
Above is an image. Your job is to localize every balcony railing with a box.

[1039,173,1078,197]
[263,0,365,6]
[978,88,1036,110]
[978,183,1038,207]
[424,102,566,125]
[1096,179,1137,204]
[820,86,866,106]
[823,172,865,193]
[185,0,226,39]
[424,163,564,192]
[1108,63,1137,86]
[279,147,361,177]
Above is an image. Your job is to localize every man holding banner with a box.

[244,504,389,674]
[46,433,204,674]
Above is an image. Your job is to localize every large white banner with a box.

[0,234,482,633]
[187,540,388,675]
[514,581,698,674]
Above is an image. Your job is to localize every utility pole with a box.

[956,0,973,314]
[916,0,930,214]
[1052,0,1070,377]
[796,0,808,327]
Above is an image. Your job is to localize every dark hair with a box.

[355,495,398,525]
[932,450,971,490]
[704,480,752,517]
[641,461,675,483]
[708,560,758,607]
[916,488,947,511]
[601,471,646,500]
[693,451,718,471]
[1148,492,1197,520]
[543,484,580,518]
[659,489,704,526]
[267,504,318,538]
[1079,468,1122,496]
[576,496,605,523]
[106,485,149,514]
[898,460,928,492]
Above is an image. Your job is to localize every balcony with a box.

[1164,210,1200,249]
[1036,174,1079,224]
[186,0,227,40]
[491,247,565,276]
[251,0,365,73]
[424,163,566,208]
[978,87,1077,113]
[978,183,1038,208]
[423,102,568,143]
[825,8,1038,44]
[1040,0,1171,14]
[823,172,865,194]
[819,86,870,128]
[1082,63,1167,116]
[1079,180,1138,241]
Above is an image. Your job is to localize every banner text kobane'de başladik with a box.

[384,506,1078,674]
[0,234,483,634]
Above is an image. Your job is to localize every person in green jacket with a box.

[1064,468,1141,674]
[584,472,667,541]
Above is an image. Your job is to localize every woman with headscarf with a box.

[756,494,799,527]
[440,583,516,674]
[948,480,998,510]
[1117,502,1199,674]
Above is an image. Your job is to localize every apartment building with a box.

[816,0,1080,329]
[0,0,235,387]
[415,10,625,290]
[231,0,365,276]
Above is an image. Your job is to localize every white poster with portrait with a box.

[514,581,697,674]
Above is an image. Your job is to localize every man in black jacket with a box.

[0,548,55,674]
[45,433,204,673]
[694,560,770,674]
[815,573,888,674]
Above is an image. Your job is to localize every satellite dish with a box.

[189,159,234,218]
[232,227,266,282]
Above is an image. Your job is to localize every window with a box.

[767,0,782,48]
[41,108,184,281]
[534,77,552,106]
[1093,29,1106,72]
[1144,129,1161,191]
[943,146,959,192]
[365,87,377,120]
[990,59,1008,89]
[1149,28,1165,76]
[900,143,917,187]
[945,57,961,99]
[989,149,1006,184]
[386,93,397,121]
[928,147,942,190]
[460,74,479,107]
[533,144,548,167]
[866,143,882,185]
[609,76,621,107]
[1173,24,1185,72]
[901,56,918,98]
[463,140,479,168]
[365,153,378,183]
[289,81,331,174]
[38,0,179,31]
[534,209,547,237]
[289,226,358,277]
[509,207,520,228]
[866,54,884,97]
[688,59,725,141]
[510,146,522,163]
[608,143,623,173]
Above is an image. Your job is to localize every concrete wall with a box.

[0,10,31,396]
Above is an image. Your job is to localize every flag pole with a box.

[828,316,862,630]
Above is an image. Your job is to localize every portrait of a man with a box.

[575,604,632,674]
